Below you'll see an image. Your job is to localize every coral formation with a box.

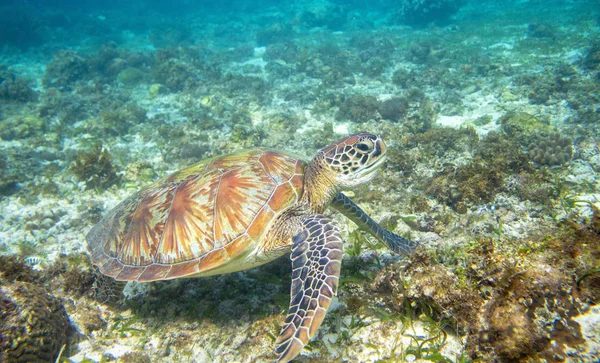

[372,215,600,361]
[0,67,37,102]
[401,90,438,133]
[94,103,148,137]
[0,280,69,362]
[0,256,42,283]
[336,94,380,123]
[0,115,46,140]
[148,83,168,98]
[391,68,415,88]
[152,59,196,92]
[408,43,446,65]
[43,50,90,89]
[117,67,146,86]
[527,23,557,39]
[0,151,31,197]
[425,131,530,212]
[0,254,123,360]
[528,133,573,166]
[264,42,299,64]
[498,111,553,145]
[295,43,360,85]
[379,97,409,122]
[584,42,600,71]
[70,143,120,190]
[521,65,575,105]
[0,1,599,361]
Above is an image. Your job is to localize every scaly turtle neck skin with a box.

[301,151,338,214]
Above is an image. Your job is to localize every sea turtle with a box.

[86,132,418,362]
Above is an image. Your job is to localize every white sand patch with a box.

[437,115,467,128]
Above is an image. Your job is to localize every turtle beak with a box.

[374,138,387,158]
[365,138,387,170]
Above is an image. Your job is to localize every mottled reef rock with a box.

[0,281,69,363]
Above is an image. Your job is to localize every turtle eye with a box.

[355,142,373,153]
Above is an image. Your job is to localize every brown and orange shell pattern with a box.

[86,150,305,282]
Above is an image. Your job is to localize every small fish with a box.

[23,256,42,265]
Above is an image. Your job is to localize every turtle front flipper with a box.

[332,192,418,255]
[275,215,343,363]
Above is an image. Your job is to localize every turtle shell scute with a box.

[87,150,305,281]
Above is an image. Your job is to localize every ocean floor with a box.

[1,0,600,362]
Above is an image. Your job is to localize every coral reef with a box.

[295,43,360,86]
[117,67,146,86]
[0,115,46,140]
[151,59,196,92]
[498,111,554,146]
[92,103,148,137]
[528,133,573,166]
[0,148,39,197]
[0,265,70,363]
[37,89,90,125]
[43,50,90,89]
[520,65,575,105]
[425,130,531,212]
[408,42,446,65]
[0,1,599,361]
[336,94,380,123]
[148,83,168,98]
[43,46,154,90]
[470,264,584,360]
[70,143,120,190]
[378,97,409,122]
[0,254,123,360]
[0,67,37,102]
[400,90,438,133]
[372,213,600,361]
[264,42,299,64]
[527,23,557,39]
[391,68,416,88]
[584,42,600,71]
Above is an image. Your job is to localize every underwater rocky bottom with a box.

[0,203,598,362]
[1,1,600,361]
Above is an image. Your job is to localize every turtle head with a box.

[319,132,387,187]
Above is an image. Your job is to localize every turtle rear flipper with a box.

[332,192,418,255]
[275,215,343,363]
